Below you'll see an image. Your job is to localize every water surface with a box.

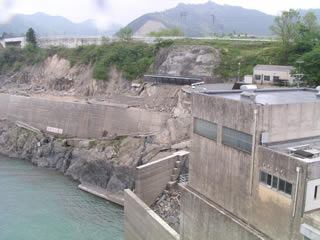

[0,155,123,240]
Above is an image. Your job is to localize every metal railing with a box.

[179,174,189,183]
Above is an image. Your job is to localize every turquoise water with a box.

[0,155,124,240]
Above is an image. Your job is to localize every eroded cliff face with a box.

[152,45,220,83]
[0,55,131,98]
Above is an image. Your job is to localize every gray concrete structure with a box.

[144,75,202,85]
[135,151,189,206]
[0,94,169,138]
[180,87,320,240]
[0,37,26,48]
[124,189,179,240]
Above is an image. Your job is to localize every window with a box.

[273,76,280,81]
[264,75,270,81]
[314,185,320,200]
[259,170,293,196]
[222,127,252,153]
[255,75,261,80]
[194,118,217,141]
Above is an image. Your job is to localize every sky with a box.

[0,0,319,29]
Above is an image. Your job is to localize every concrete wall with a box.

[0,94,169,138]
[304,179,320,212]
[251,146,307,240]
[180,185,266,240]
[188,92,312,240]
[258,102,320,143]
[124,189,179,240]
[190,93,257,221]
[135,151,189,206]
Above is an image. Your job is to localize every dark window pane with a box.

[267,174,272,186]
[279,179,285,192]
[222,127,252,153]
[194,118,217,141]
[315,186,318,200]
[285,182,292,195]
[272,176,278,189]
[260,171,267,184]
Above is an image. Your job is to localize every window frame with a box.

[259,170,293,197]
[222,126,253,153]
[193,117,218,141]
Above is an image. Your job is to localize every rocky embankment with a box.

[0,119,168,194]
[152,188,181,233]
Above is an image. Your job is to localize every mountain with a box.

[0,12,121,37]
[127,2,275,37]
[127,1,320,37]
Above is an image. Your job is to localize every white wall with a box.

[305,178,320,212]
[253,69,295,85]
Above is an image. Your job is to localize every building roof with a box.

[254,65,294,72]
[267,136,320,163]
[200,88,320,105]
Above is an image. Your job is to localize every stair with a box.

[166,157,184,190]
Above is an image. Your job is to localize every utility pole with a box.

[237,62,241,82]
[211,14,215,25]
[180,12,187,22]
[296,60,304,88]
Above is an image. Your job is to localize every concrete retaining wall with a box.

[0,94,169,138]
[180,185,266,240]
[124,189,179,240]
[135,151,189,206]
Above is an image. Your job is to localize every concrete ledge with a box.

[300,223,320,240]
[135,150,189,206]
[124,189,179,240]
[78,183,124,206]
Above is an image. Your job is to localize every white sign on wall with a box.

[46,126,63,134]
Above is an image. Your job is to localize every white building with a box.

[253,65,295,85]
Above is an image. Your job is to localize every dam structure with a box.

[124,87,320,240]
[0,94,169,139]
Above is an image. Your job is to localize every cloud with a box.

[0,0,15,23]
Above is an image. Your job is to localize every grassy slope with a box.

[171,38,283,79]
[0,39,283,81]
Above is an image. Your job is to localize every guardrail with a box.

[180,174,189,183]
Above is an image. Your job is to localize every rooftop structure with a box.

[144,75,202,85]
[203,88,319,105]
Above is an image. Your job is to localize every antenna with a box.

[180,11,188,22]
[210,14,215,25]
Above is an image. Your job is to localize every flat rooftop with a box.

[201,88,320,105]
[254,64,294,72]
[268,137,320,163]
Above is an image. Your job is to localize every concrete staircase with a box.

[166,158,184,190]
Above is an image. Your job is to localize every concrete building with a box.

[253,65,295,85]
[180,86,320,240]
[0,37,26,48]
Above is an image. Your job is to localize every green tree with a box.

[116,27,133,42]
[299,46,320,86]
[302,12,319,32]
[270,9,300,59]
[26,28,37,46]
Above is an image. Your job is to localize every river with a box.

[0,155,123,240]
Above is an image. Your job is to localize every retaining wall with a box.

[135,151,189,206]
[124,189,180,240]
[0,94,169,138]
